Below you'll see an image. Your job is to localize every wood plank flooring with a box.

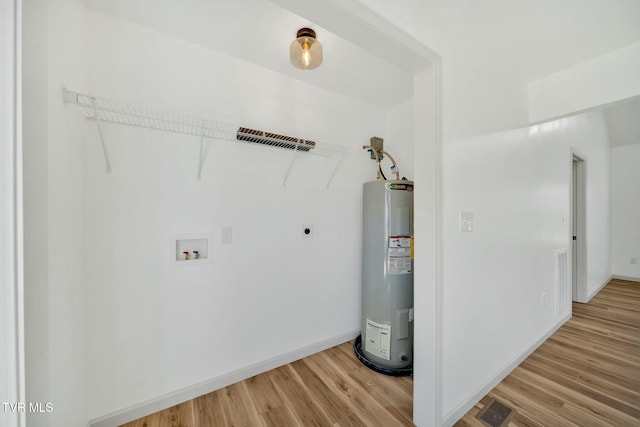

[122,278,639,427]
[456,278,640,427]
[121,341,413,427]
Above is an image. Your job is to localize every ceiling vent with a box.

[236,127,315,152]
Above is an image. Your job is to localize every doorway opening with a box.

[571,154,587,302]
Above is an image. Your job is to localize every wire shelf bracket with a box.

[62,87,347,186]
[197,121,208,181]
[282,140,302,187]
[91,97,112,173]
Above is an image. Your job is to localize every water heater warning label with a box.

[388,236,412,274]
[390,236,411,248]
[365,319,391,360]
[388,257,412,274]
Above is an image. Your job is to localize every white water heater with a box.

[356,179,414,375]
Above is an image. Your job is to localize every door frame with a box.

[1,0,25,426]
[571,151,587,303]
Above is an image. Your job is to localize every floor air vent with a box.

[236,127,315,152]
[476,399,516,427]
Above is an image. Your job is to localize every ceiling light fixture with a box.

[290,28,323,70]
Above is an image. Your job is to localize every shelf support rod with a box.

[326,149,346,189]
[282,139,301,187]
[92,98,111,173]
[197,121,207,180]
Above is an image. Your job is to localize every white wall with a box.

[22,0,89,426]
[529,42,640,123]
[441,110,611,423]
[79,10,410,420]
[46,1,89,425]
[611,144,640,280]
[22,0,51,425]
[385,99,415,180]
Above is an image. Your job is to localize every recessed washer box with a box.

[173,233,213,266]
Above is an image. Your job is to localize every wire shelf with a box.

[66,89,237,141]
[62,87,347,186]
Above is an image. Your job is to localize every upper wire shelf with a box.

[64,88,238,141]
[62,87,347,186]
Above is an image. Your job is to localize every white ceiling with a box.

[84,0,415,110]
[358,0,640,84]
[85,0,640,144]
[358,0,640,146]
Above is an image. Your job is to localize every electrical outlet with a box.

[631,257,638,265]
[541,292,546,308]
[302,224,313,239]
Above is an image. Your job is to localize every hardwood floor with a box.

[121,341,413,427]
[122,278,639,427]
[456,278,640,427]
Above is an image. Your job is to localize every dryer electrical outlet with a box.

[302,224,314,238]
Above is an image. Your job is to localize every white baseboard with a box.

[584,275,613,303]
[88,329,360,427]
[612,274,640,283]
[441,313,571,427]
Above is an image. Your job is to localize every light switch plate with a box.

[460,212,474,232]
[221,227,232,244]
